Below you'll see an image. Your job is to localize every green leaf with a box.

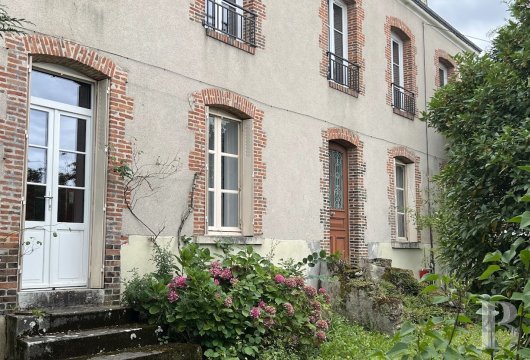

[521,249,530,268]
[421,273,440,282]
[483,251,502,263]
[320,250,327,258]
[518,348,530,358]
[421,284,438,295]
[520,211,530,229]
[386,342,410,357]
[478,265,501,280]
[148,306,160,315]
[432,296,450,304]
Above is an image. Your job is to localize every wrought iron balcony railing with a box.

[327,52,360,92]
[204,0,256,47]
[392,83,415,116]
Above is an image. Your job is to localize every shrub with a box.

[123,241,333,359]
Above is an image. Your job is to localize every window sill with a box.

[194,235,264,245]
[392,107,415,120]
[205,28,256,54]
[328,81,359,97]
[391,241,421,249]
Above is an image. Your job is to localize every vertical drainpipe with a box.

[422,21,436,273]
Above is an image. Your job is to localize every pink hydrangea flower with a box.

[250,307,261,319]
[316,319,329,330]
[224,296,233,308]
[274,274,285,284]
[283,303,295,317]
[284,277,297,288]
[220,268,233,280]
[264,305,277,315]
[309,315,317,324]
[167,290,179,303]
[230,278,239,286]
[310,300,322,311]
[294,277,305,288]
[324,293,331,304]
[213,279,220,286]
[168,276,187,289]
[258,300,266,309]
[304,285,317,298]
[318,288,326,295]
[315,330,327,342]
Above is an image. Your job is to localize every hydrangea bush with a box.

[123,240,333,359]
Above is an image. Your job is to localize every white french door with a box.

[22,95,92,289]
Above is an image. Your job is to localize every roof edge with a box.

[410,0,482,52]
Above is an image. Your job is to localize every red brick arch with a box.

[434,49,457,87]
[188,88,266,235]
[0,34,133,308]
[320,128,367,264]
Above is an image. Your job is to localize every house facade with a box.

[0,0,478,351]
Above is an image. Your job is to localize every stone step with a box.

[68,344,202,360]
[16,324,162,360]
[7,307,138,338]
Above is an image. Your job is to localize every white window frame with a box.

[328,0,348,59]
[395,160,407,240]
[439,62,448,87]
[207,110,241,234]
[391,33,404,88]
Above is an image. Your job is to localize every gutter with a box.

[410,0,482,52]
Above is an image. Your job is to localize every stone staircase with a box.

[5,307,201,360]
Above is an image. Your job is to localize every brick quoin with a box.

[384,16,418,116]
[386,146,421,243]
[434,49,457,87]
[188,88,266,236]
[189,0,266,54]
[0,34,132,309]
[320,128,367,265]
[319,0,366,96]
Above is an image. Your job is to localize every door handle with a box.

[43,195,53,199]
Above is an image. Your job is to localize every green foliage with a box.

[124,242,333,359]
[382,268,421,296]
[0,5,31,37]
[422,0,530,283]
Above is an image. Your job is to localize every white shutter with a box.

[240,120,254,236]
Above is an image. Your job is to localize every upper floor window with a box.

[439,63,448,87]
[436,56,455,88]
[327,0,360,93]
[204,0,256,46]
[207,112,241,232]
[389,29,415,118]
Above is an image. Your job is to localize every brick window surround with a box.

[0,34,132,310]
[387,146,421,243]
[188,88,266,236]
[319,0,365,96]
[384,17,418,117]
[189,0,266,54]
[434,49,457,87]
[320,128,367,265]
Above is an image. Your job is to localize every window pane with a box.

[25,184,46,221]
[31,70,91,109]
[208,153,215,188]
[60,116,86,152]
[392,41,400,65]
[27,147,47,184]
[57,188,84,223]
[222,156,238,190]
[29,109,48,146]
[208,116,215,150]
[393,64,401,85]
[208,191,215,227]
[333,4,343,31]
[396,189,405,212]
[334,30,344,58]
[397,214,406,238]
[439,68,446,86]
[222,193,239,227]
[330,149,343,209]
[396,165,405,188]
[221,119,238,155]
[58,152,86,187]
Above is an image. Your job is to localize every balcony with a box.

[204,0,256,47]
[392,83,415,118]
[327,52,360,93]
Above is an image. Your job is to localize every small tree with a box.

[423,0,530,284]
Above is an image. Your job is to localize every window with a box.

[439,63,448,87]
[395,161,407,239]
[207,112,240,232]
[327,0,360,91]
[390,31,415,116]
[204,0,256,46]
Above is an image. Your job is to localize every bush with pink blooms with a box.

[123,239,335,359]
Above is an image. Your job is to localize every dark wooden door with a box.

[329,143,349,261]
